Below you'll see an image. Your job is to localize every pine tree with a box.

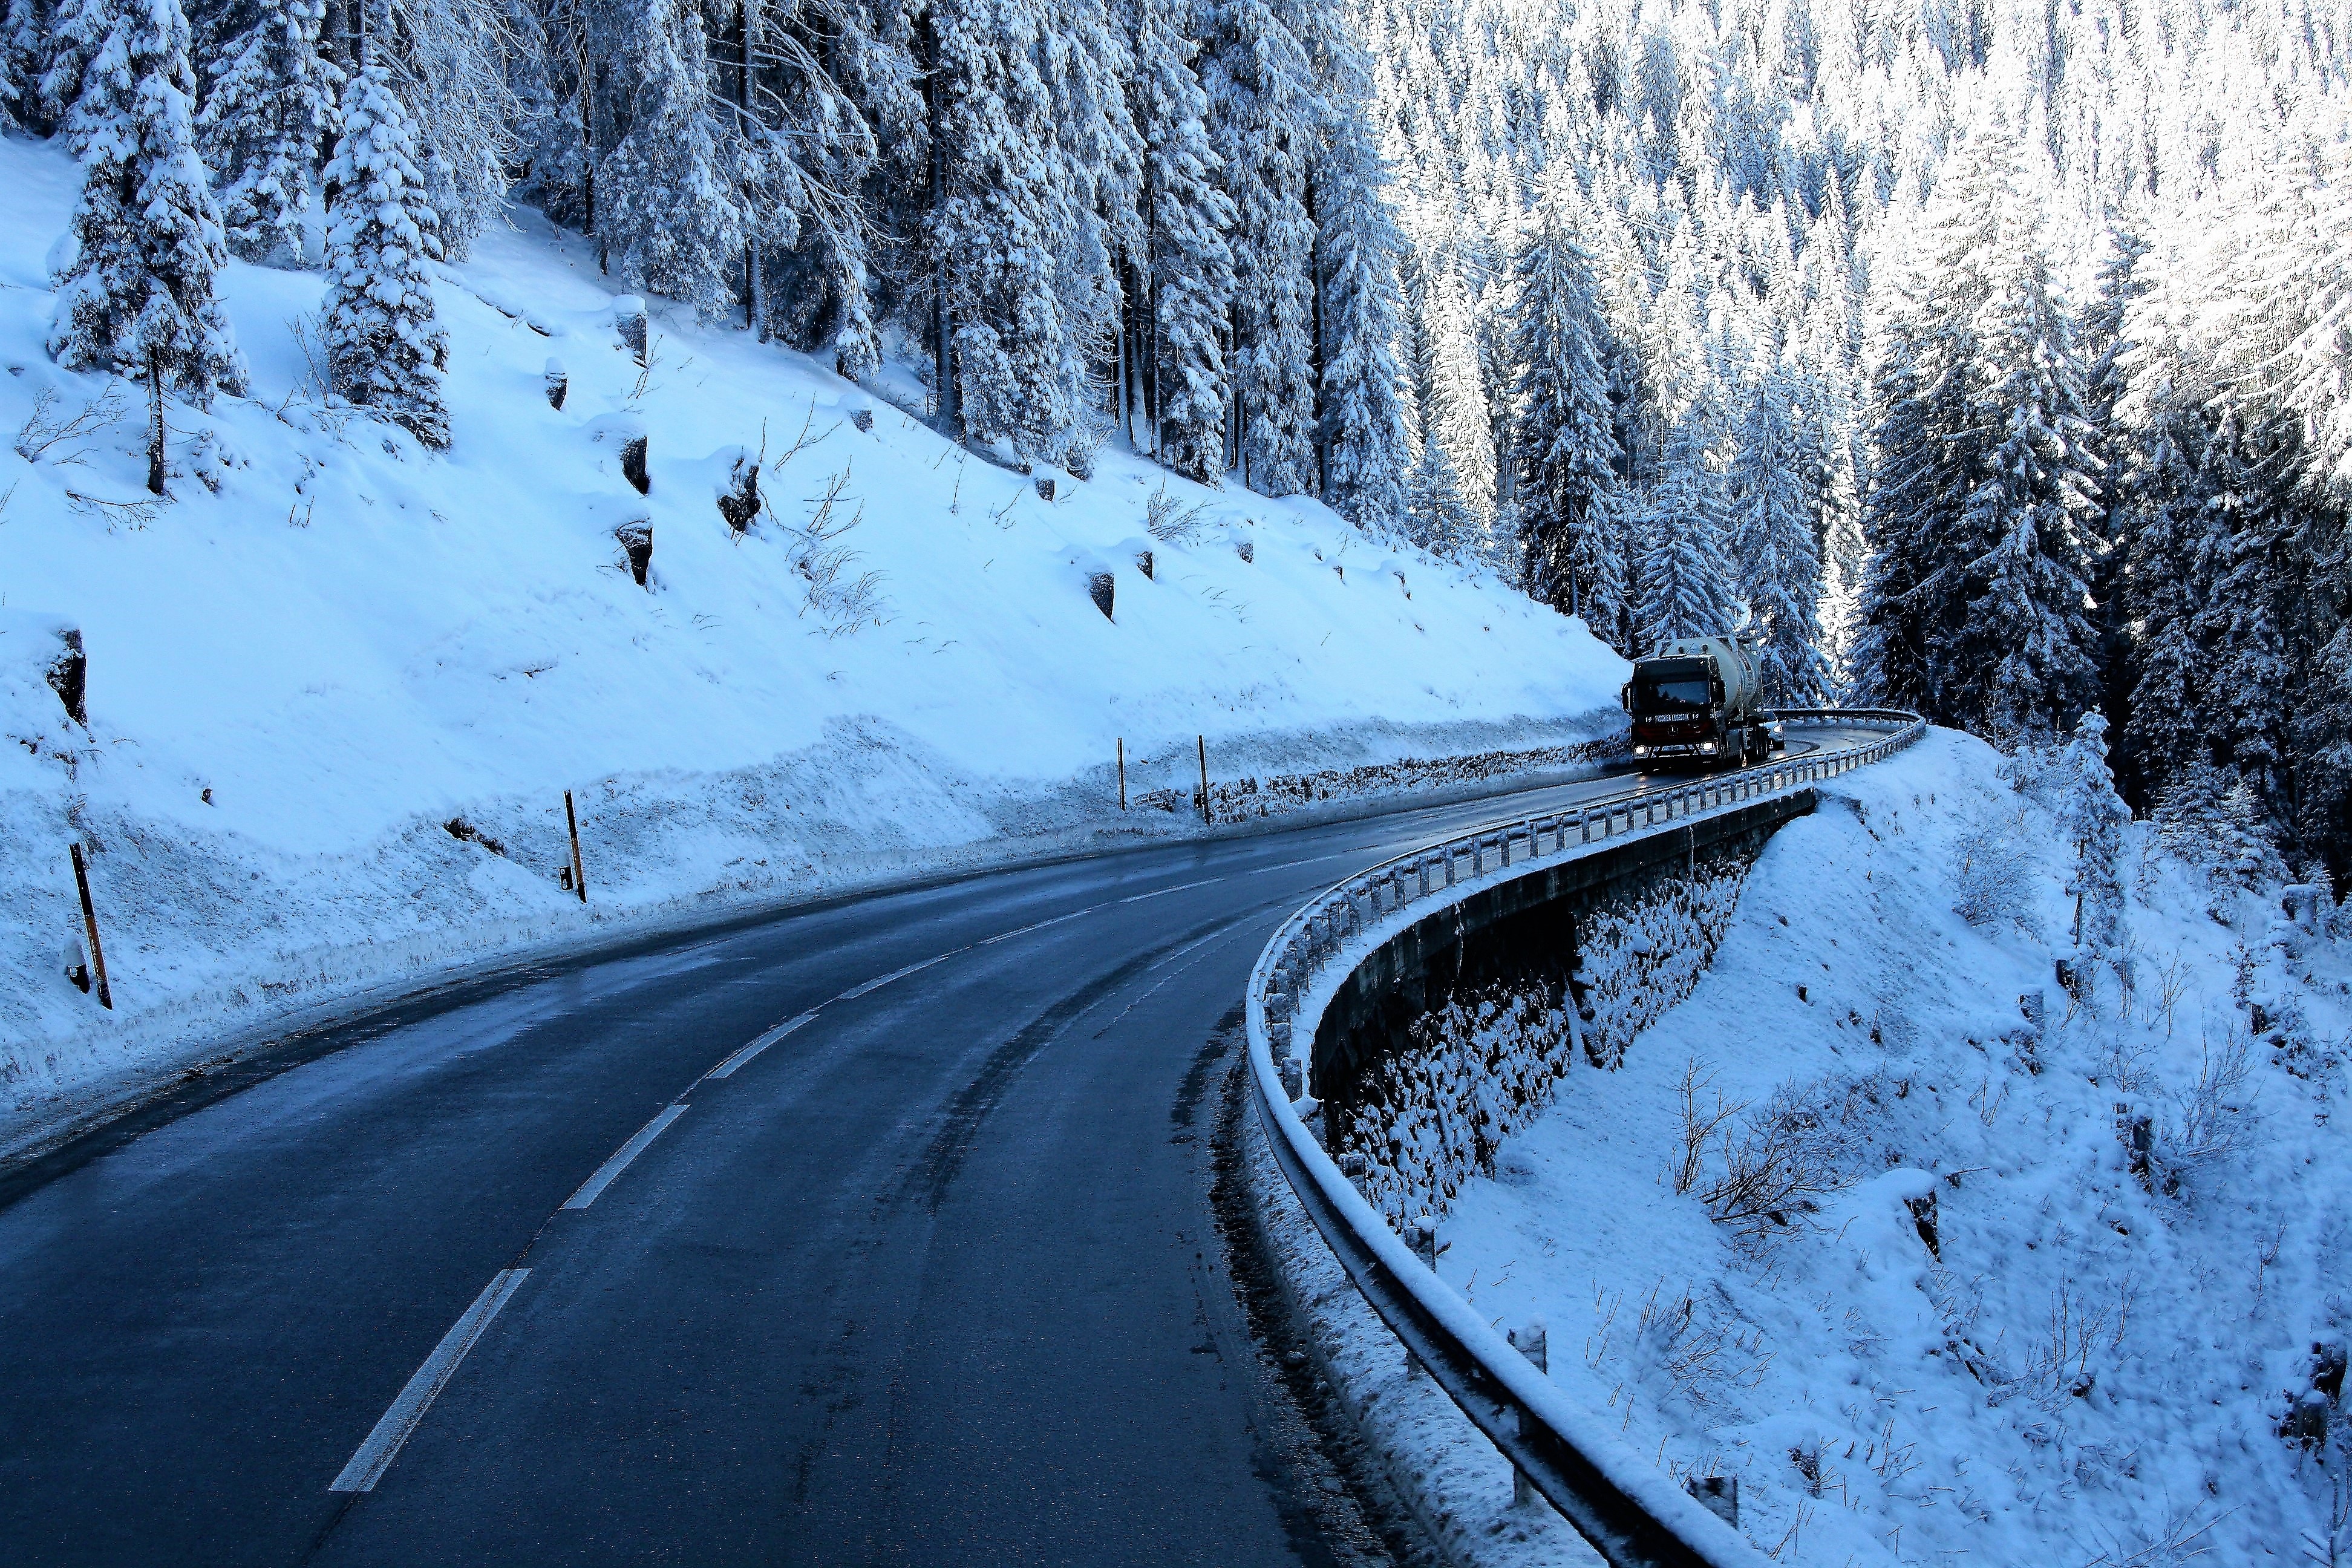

[48,0,249,406]
[197,0,342,265]
[2056,711,2129,958]
[1132,0,1235,483]
[321,62,449,446]
[1508,189,1625,636]
[1633,413,1735,647]
[1315,101,1410,534]
[595,0,747,321]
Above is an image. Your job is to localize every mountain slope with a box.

[0,136,1625,1133]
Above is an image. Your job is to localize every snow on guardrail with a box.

[1243,712,1925,1568]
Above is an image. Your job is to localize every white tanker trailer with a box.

[1620,634,1779,769]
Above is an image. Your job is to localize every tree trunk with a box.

[145,354,165,496]
[922,26,959,437]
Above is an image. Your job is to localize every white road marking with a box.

[707,1012,816,1079]
[1117,877,1224,904]
[975,908,1091,947]
[1247,848,1380,875]
[328,1269,530,1494]
[838,950,958,1000]
[561,1104,688,1210]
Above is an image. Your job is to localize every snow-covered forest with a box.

[7,0,2351,875]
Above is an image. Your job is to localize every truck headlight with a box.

[1633,745,1648,756]
[1700,742,1717,754]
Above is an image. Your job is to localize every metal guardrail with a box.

[1244,712,1927,1568]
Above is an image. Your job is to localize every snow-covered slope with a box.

[1436,730,2351,1566]
[0,134,1625,1134]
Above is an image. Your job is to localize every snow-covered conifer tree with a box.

[1,0,49,130]
[1633,413,1735,647]
[1728,364,1829,702]
[596,0,744,322]
[1508,189,1625,638]
[197,0,342,264]
[1202,0,1318,495]
[1132,0,1235,482]
[48,0,249,407]
[321,60,449,446]
[1408,427,1477,561]
[1315,100,1410,534]
[2057,710,2129,958]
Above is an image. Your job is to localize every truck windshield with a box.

[1632,661,1712,713]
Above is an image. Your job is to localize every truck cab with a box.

[1621,636,1775,769]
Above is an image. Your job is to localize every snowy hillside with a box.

[0,133,1625,1136]
[1433,730,2352,1566]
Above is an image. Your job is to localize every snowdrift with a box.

[0,136,1625,1137]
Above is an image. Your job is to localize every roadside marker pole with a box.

[1117,738,1127,811]
[70,843,113,1010]
[1197,736,1210,825]
[565,791,587,903]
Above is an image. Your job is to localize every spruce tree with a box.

[1728,363,1829,703]
[1408,426,1477,561]
[1508,191,1625,636]
[596,0,745,322]
[1633,413,1736,647]
[1133,0,1235,483]
[197,0,342,265]
[1202,0,1318,495]
[48,0,249,407]
[2057,711,2129,959]
[321,61,450,446]
[1315,103,1410,534]
[926,0,1080,467]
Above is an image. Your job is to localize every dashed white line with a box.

[1247,848,1380,875]
[328,1269,530,1493]
[1117,877,1224,904]
[707,1012,816,1079]
[976,908,1091,947]
[838,951,958,1000]
[561,1104,689,1210]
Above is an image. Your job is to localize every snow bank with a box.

[0,134,1625,1140]
[1431,728,2352,1565]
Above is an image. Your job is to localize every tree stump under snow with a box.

[851,408,874,434]
[621,436,650,494]
[1134,548,1154,580]
[1034,476,1056,502]
[614,296,647,365]
[718,456,760,534]
[47,628,87,727]
[1087,572,1114,621]
[615,523,653,587]
[1236,539,1254,564]
[544,358,567,411]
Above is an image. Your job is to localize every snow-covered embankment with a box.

[0,131,1626,1143]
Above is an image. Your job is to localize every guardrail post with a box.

[1508,1321,1548,1508]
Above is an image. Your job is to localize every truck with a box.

[1620,635,1777,769]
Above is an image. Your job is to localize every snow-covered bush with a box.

[1952,803,2038,930]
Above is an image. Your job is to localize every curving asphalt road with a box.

[0,735,1877,1567]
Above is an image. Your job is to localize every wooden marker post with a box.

[565,791,587,902]
[1197,736,1210,825]
[70,843,113,1010]
[1117,738,1127,811]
